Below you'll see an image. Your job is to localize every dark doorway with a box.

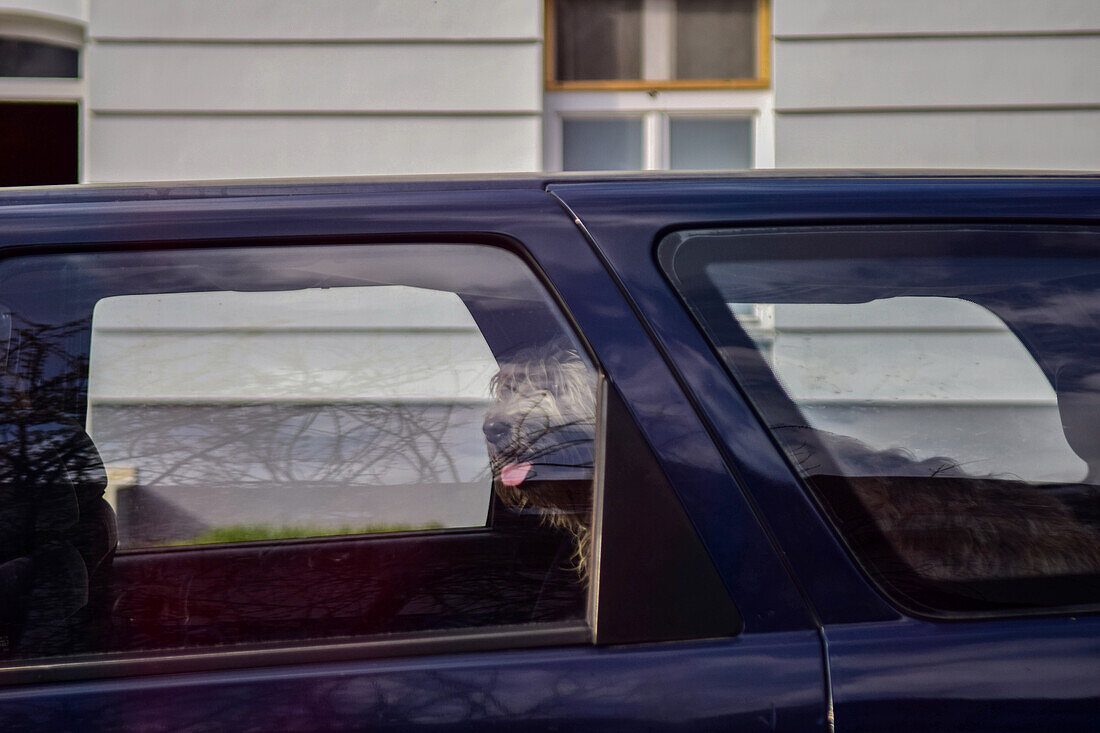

[0,102,78,186]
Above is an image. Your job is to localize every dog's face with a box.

[482,347,596,519]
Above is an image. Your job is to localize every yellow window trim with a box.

[544,0,771,91]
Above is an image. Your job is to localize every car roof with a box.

[1,169,1097,207]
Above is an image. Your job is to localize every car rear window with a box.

[662,226,1100,615]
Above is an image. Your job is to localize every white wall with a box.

[773,0,1100,169]
[12,0,1100,177]
[84,0,544,181]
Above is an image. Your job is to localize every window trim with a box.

[0,622,591,687]
[543,89,775,171]
[0,237,602,680]
[659,224,1100,621]
[543,0,771,92]
[0,229,742,685]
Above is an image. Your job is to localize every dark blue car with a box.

[1,173,1099,730]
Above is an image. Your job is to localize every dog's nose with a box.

[483,419,510,446]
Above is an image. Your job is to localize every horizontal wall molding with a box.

[775,30,1100,42]
[90,37,542,46]
[90,110,542,118]
[778,104,1100,115]
[774,0,1100,37]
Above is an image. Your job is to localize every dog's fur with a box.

[481,347,1100,591]
[483,344,596,577]
[845,473,1100,582]
[779,426,1100,583]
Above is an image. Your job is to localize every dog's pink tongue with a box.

[501,462,533,487]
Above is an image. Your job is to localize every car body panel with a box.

[551,176,1100,730]
[825,616,1100,732]
[0,632,825,731]
[0,179,825,729]
[2,173,1100,729]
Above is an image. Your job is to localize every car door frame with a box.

[552,174,1100,732]
[0,180,826,731]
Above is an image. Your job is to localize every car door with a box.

[555,175,1100,732]
[0,182,826,730]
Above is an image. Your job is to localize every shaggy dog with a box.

[480,345,1100,594]
[482,344,596,577]
[778,426,1100,585]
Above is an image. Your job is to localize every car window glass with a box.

[89,286,496,548]
[0,244,598,663]
[663,228,1100,614]
[741,296,1085,484]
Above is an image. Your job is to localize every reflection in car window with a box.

[0,244,597,662]
[664,228,1100,614]
[89,286,498,548]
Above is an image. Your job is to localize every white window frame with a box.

[543,0,774,171]
[543,88,774,171]
[0,11,86,181]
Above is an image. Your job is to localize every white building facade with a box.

[0,0,1097,179]
[773,0,1100,169]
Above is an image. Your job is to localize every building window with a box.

[561,117,645,171]
[544,0,772,172]
[547,0,769,90]
[662,226,1100,615]
[668,116,752,168]
[0,103,78,186]
[558,112,755,171]
[0,38,78,78]
[0,18,84,186]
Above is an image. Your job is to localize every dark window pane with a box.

[663,227,1100,614]
[0,38,78,78]
[562,118,643,171]
[669,117,752,169]
[555,0,642,81]
[674,0,756,79]
[0,103,78,187]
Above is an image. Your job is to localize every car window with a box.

[89,285,497,548]
[662,227,1100,615]
[0,243,598,663]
